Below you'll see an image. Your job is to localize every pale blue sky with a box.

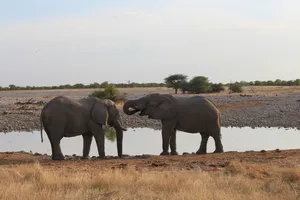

[0,0,299,86]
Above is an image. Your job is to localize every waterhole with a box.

[0,127,299,156]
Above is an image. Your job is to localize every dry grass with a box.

[0,161,300,200]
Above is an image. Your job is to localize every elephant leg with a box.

[212,130,224,153]
[170,129,178,155]
[49,137,64,160]
[196,132,209,154]
[45,126,64,160]
[92,128,105,158]
[160,120,176,156]
[82,132,93,159]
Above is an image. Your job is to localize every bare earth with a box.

[0,86,300,175]
[0,86,300,132]
[0,87,300,199]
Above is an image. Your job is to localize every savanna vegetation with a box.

[1,161,300,200]
[1,76,300,93]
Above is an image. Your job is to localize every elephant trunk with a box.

[123,100,141,115]
[114,119,126,158]
[116,127,123,158]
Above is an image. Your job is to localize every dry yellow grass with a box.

[0,161,300,200]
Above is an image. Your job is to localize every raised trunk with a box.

[123,100,140,115]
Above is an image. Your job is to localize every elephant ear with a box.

[91,102,108,127]
[150,96,177,119]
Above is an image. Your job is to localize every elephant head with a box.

[123,93,177,120]
[92,98,126,157]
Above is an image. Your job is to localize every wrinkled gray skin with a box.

[40,96,126,160]
[123,93,223,155]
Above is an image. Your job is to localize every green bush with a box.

[188,76,212,94]
[211,83,225,93]
[89,84,126,102]
[230,83,243,93]
[104,127,116,142]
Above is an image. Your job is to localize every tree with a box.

[89,84,125,102]
[164,74,188,94]
[100,81,109,88]
[229,83,243,93]
[179,81,190,94]
[211,83,225,93]
[188,76,212,94]
[295,79,300,86]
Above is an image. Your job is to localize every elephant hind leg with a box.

[212,128,224,153]
[196,132,209,154]
[45,125,65,160]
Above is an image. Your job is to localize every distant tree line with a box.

[164,74,300,94]
[0,81,166,91]
[0,77,299,92]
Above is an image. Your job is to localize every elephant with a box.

[123,93,223,155]
[40,95,126,160]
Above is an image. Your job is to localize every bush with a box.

[89,84,126,102]
[230,83,243,93]
[188,76,212,94]
[211,83,225,93]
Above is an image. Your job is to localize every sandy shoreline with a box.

[0,87,300,133]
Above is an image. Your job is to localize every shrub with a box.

[211,83,225,93]
[89,84,126,102]
[188,76,212,94]
[230,83,243,93]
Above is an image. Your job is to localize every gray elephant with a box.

[40,95,126,160]
[123,93,223,155]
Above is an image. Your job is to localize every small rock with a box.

[260,150,266,153]
[182,152,190,155]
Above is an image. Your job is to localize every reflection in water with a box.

[0,127,299,156]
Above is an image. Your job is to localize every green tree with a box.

[164,74,188,94]
[211,83,225,93]
[100,81,109,88]
[295,79,300,86]
[188,76,212,94]
[89,84,125,102]
[9,84,18,90]
[229,83,243,93]
[179,81,190,94]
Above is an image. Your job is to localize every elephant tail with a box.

[218,111,222,140]
[40,111,44,143]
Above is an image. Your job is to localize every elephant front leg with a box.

[160,120,176,156]
[170,130,178,155]
[93,128,105,158]
[82,132,93,159]
[196,132,209,154]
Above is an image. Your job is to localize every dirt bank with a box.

[0,87,300,133]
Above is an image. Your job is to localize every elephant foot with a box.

[213,148,224,153]
[80,156,90,160]
[97,154,106,159]
[52,155,65,160]
[160,151,170,156]
[196,149,207,155]
[170,151,179,155]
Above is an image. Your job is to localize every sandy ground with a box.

[0,86,300,172]
[0,86,299,132]
[1,148,300,171]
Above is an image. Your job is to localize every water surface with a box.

[0,127,299,156]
